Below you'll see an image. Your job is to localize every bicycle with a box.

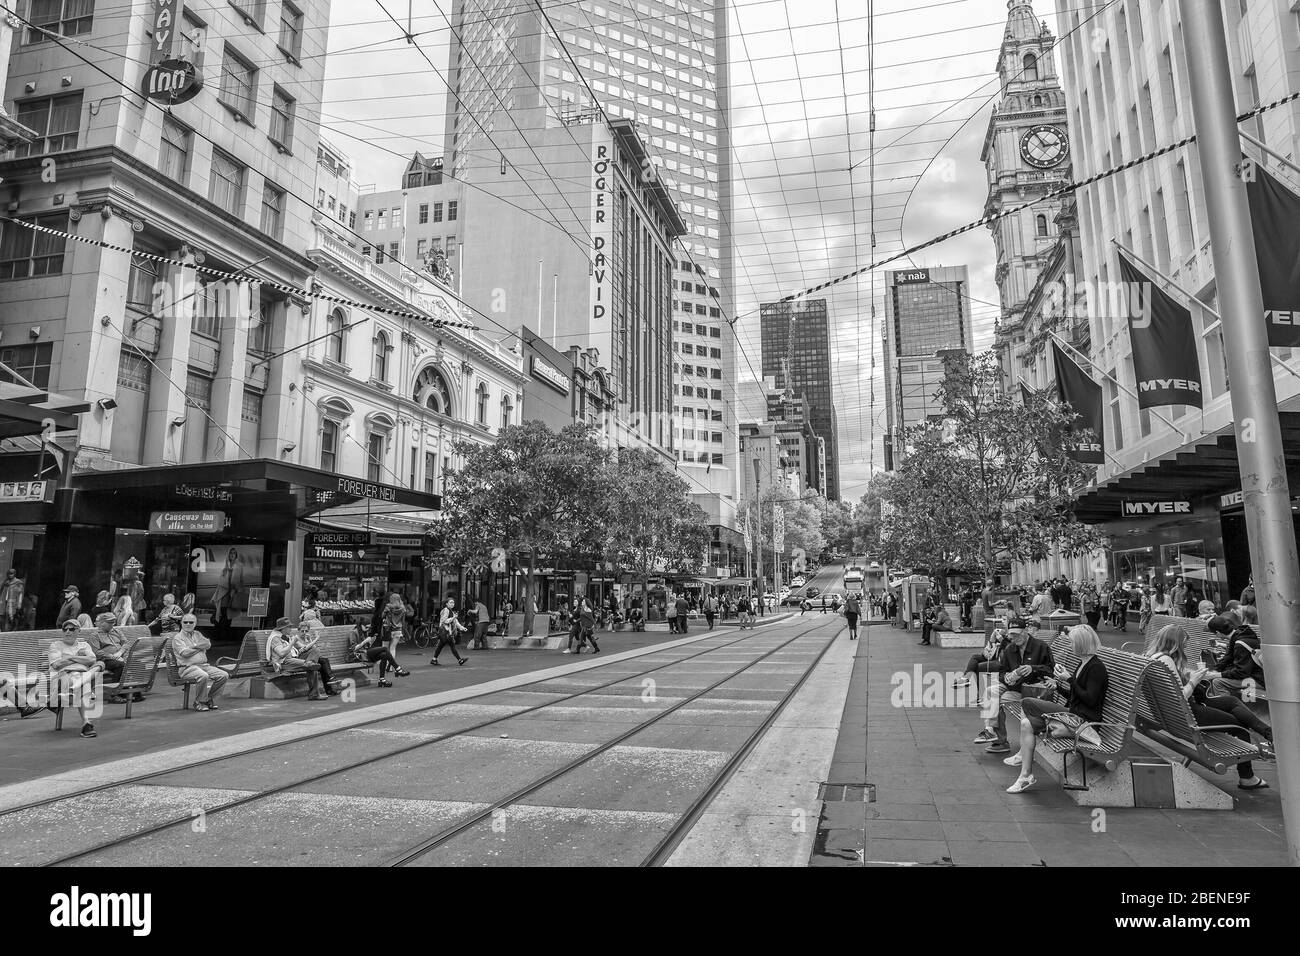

[408,619,434,648]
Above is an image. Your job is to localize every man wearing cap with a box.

[171,613,228,711]
[985,617,1056,754]
[91,613,129,684]
[56,585,82,628]
[49,619,102,737]
[266,618,331,700]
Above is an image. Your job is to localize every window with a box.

[367,433,385,482]
[710,327,721,337]
[182,372,212,462]
[415,366,452,414]
[278,2,303,60]
[696,324,706,335]
[372,331,390,382]
[448,201,458,221]
[501,398,512,430]
[433,202,444,222]
[711,432,722,443]
[388,242,399,261]
[363,210,373,231]
[361,245,371,258]
[112,348,150,464]
[160,116,191,184]
[0,212,68,279]
[209,150,246,215]
[320,419,339,472]
[26,0,93,43]
[241,388,263,450]
[375,246,385,264]
[417,238,427,258]
[1022,53,1039,81]
[219,44,257,120]
[249,292,275,354]
[476,383,489,425]
[424,451,437,493]
[0,343,53,388]
[392,207,402,228]
[711,453,723,465]
[269,87,296,150]
[323,309,346,364]
[710,389,722,400]
[682,386,694,397]
[694,304,706,315]
[419,204,429,224]
[260,182,285,238]
[13,92,82,156]
[231,0,266,28]
[1035,214,1048,237]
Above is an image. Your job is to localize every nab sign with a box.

[1121,499,1192,518]
[142,59,203,105]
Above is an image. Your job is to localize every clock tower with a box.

[980,1,1071,355]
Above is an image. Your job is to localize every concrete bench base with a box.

[224,669,372,700]
[935,631,985,649]
[1028,742,1233,810]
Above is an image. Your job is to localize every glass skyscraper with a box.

[758,299,840,501]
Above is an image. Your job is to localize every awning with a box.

[1070,411,1300,524]
[0,382,88,439]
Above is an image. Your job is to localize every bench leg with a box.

[54,708,64,731]
[124,695,133,719]
[182,686,190,710]
[1060,750,1090,792]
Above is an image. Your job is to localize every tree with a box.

[737,485,825,582]
[603,447,712,589]
[878,349,1105,579]
[435,420,611,635]
[813,495,856,557]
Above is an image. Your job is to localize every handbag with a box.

[1018,681,1057,701]
[1043,711,1103,747]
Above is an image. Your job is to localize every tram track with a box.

[25,617,836,867]
[0,625,770,822]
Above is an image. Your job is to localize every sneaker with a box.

[18,704,42,718]
[1239,778,1269,790]
[984,742,1010,754]
[378,678,393,688]
[1257,740,1276,760]
[952,676,972,688]
[207,701,219,711]
[1003,753,1023,767]
[193,702,210,712]
[79,722,97,738]
[1006,775,1035,794]
[562,649,572,654]
[972,728,997,743]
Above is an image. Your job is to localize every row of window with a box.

[315,189,354,229]
[677,364,722,379]
[676,300,722,318]
[674,407,724,421]
[679,451,724,464]
[674,429,723,443]
[677,344,722,358]
[678,385,723,399]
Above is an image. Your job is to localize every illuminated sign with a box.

[175,483,235,504]
[142,58,203,104]
[1120,500,1192,517]
[531,355,571,394]
[149,510,227,533]
[306,532,372,547]
[337,477,397,503]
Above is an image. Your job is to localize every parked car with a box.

[791,576,806,588]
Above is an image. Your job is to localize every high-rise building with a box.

[758,298,840,499]
[442,0,738,531]
[881,266,972,469]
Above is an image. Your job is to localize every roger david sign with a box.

[149,510,227,533]
[1121,500,1192,518]
[589,133,613,331]
[142,58,203,104]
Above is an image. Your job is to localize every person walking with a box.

[675,591,690,634]
[56,585,82,628]
[469,596,491,650]
[1,569,24,631]
[432,598,468,665]
[576,597,600,654]
[703,591,717,630]
[380,593,410,668]
[171,613,228,712]
[843,591,860,640]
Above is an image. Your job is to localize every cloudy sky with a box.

[323,0,1070,502]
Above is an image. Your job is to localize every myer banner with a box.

[1051,342,1105,464]
[1245,162,1300,348]
[1116,253,1203,409]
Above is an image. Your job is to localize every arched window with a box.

[318,398,353,473]
[326,308,346,364]
[372,330,390,382]
[1033,93,1043,107]
[1035,214,1049,237]
[414,366,453,416]
[1022,53,1039,81]
[476,382,489,425]
[500,396,513,431]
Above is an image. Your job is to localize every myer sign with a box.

[1121,499,1192,517]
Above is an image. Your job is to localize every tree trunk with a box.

[523,547,537,636]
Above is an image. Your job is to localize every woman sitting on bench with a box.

[1005,625,1109,794]
[351,622,408,688]
[1150,623,1273,789]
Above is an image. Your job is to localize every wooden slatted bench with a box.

[217,626,372,699]
[89,628,166,718]
[1130,614,1266,704]
[1137,661,1263,775]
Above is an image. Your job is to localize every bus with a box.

[843,565,865,594]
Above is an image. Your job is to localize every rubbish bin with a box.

[1044,608,1081,638]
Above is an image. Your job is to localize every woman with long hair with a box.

[1149,623,1273,788]
[112,593,136,627]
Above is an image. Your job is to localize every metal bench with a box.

[1002,635,1156,789]
[1130,613,1266,704]
[1137,660,1263,775]
[216,626,370,697]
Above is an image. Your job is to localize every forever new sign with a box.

[1121,500,1192,518]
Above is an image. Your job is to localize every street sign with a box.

[247,587,270,618]
[149,510,226,533]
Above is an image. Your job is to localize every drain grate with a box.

[818,783,876,802]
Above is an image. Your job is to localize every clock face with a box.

[1020,124,1069,169]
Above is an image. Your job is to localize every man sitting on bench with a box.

[1204,612,1265,701]
[984,617,1055,755]
[172,614,228,712]
[267,618,335,700]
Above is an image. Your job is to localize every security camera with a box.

[170,417,187,428]
[97,398,118,411]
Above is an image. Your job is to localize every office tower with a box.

[881,266,971,469]
[758,298,839,500]
[442,0,738,529]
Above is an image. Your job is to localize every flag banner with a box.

[1116,253,1203,409]
[743,511,752,553]
[1051,342,1105,464]
[772,505,785,553]
[1246,163,1300,347]
[1019,381,1034,406]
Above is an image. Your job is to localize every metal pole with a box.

[1182,0,1300,867]
[1239,128,1300,180]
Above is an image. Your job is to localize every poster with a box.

[192,543,265,628]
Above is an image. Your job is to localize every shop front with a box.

[0,458,440,635]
